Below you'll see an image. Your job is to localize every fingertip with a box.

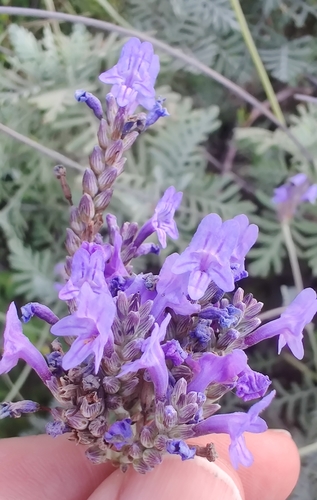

[88,455,244,500]
[0,434,114,500]
[241,430,300,500]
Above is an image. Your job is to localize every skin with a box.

[0,430,300,500]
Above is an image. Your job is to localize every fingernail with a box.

[271,429,292,438]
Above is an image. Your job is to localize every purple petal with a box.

[0,303,51,383]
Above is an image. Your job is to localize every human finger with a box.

[0,434,114,500]
[87,429,300,500]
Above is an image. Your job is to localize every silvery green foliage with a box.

[234,105,317,278]
[126,0,317,85]
[0,24,254,309]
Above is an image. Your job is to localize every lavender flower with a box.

[1,37,314,477]
[104,419,134,450]
[194,391,276,468]
[134,186,182,249]
[273,173,317,220]
[21,302,59,325]
[245,288,317,359]
[151,253,200,320]
[59,242,111,300]
[230,215,258,281]
[172,214,240,298]
[235,366,271,401]
[51,282,116,373]
[0,303,52,383]
[187,350,247,393]
[166,440,196,460]
[145,98,169,127]
[75,90,103,120]
[99,37,160,113]
[119,314,171,400]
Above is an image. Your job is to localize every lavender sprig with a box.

[1,38,317,475]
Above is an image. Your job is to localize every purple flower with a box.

[104,418,133,450]
[162,339,188,366]
[230,215,258,281]
[245,288,317,359]
[272,174,317,220]
[119,314,171,400]
[151,254,200,320]
[235,365,271,401]
[187,349,248,393]
[75,90,103,120]
[46,421,71,437]
[0,400,40,419]
[134,187,183,249]
[172,214,240,299]
[145,98,169,127]
[0,303,52,382]
[21,302,59,325]
[59,242,111,301]
[105,215,129,279]
[51,282,116,373]
[166,439,196,460]
[99,37,160,113]
[194,391,276,468]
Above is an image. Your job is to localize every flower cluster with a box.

[1,38,317,474]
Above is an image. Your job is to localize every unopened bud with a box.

[82,169,98,197]
[115,157,127,176]
[75,90,103,120]
[78,193,95,223]
[98,167,118,191]
[105,140,123,165]
[89,146,105,175]
[94,189,113,212]
[122,131,139,151]
[69,206,85,234]
[65,228,81,255]
[97,119,110,150]
[105,93,118,125]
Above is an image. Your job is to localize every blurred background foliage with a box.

[1,1,317,496]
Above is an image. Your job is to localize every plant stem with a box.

[94,0,132,29]
[281,222,317,371]
[259,306,285,321]
[0,122,84,172]
[299,441,317,457]
[281,222,303,292]
[230,0,285,124]
[0,6,314,167]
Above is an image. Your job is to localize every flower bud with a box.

[89,146,105,175]
[69,206,85,234]
[97,119,110,150]
[97,167,118,191]
[105,93,118,125]
[75,90,103,120]
[78,193,95,223]
[94,189,113,212]
[105,140,123,165]
[65,228,81,255]
[122,131,139,151]
[82,169,98,197]
[102,376,121,394]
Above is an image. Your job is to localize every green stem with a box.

[94,0,132,29]
[0,122,84,172]
[299,440,317,457]
[281,222,317,371]
[281,222,303,292]
[230,0,285,125]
